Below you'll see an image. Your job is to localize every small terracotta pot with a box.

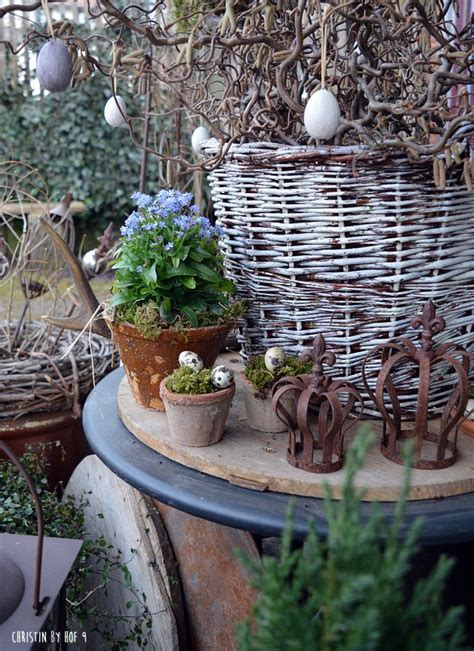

[240,373,295,433]
[111,321,230,411]
[160,379,235,447]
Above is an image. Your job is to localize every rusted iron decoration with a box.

[362,301,471,470]
[272,334,364,473]
[0,440,46,622]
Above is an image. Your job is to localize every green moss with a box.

[165,366,218,395]
[114,299,244,339]
[245,354,312,397]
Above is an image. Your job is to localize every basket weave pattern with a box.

[208,143,474,414]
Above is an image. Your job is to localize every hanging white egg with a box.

[264,347,286,373]
[211,365,234,389]
[36,40,73,93]
[178,350,204,372]
[104,95,128,127]
[191,126,210,154]
[304,88,341,141]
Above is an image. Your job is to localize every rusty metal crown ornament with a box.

[271,334,364,473]
[361,300,471,470]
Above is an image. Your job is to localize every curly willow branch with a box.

[1,0,472,175]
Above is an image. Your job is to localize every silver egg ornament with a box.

[178,351,204,372]
[211,365,234,389]
[36,39,73,93]
[264,347,286,373]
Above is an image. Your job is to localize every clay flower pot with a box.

[160,379,235,447]
[111,322,230,411]
[240,373,295,433]
[457,399,474,438]
[450,399,474,438]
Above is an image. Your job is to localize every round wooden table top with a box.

[117,356,474,503]
[83,367,474,544]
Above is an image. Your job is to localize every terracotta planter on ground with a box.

[160,379,235,447]
[241,374,295,433]
[111,322,230,411]
[0,411,90,488]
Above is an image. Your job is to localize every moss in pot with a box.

[242,349,312,433]
[160,364,235,447]
[109,189,241,411]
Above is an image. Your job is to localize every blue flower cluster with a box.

[119,189,224,243]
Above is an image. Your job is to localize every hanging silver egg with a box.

[36,39,73,93]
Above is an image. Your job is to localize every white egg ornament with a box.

[211,365,234,389]
[304,88,341,141]
[191,126,210,154]
[104,95,128,127]
[264,347,286,373]
[178,350,204,372]
[36,39,73,93]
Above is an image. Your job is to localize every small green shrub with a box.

[244,354,312,397]
[238,430,466,651]
[165,366,218,395]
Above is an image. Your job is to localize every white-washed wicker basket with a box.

[207,142,474,414]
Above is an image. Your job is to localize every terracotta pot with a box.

[0,411,90,489]
[458,418,474,438]
[240,373,295,433]
[160,379,235,447]
[111,322,230,411]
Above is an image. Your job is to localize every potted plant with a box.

[242,347,312,433]
[159,361,235,447]
[110,189,240,411]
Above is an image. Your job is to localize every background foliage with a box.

[0,71,156,247]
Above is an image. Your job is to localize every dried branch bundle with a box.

[0,321,116,418]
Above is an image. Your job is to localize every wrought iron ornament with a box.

[272,335,364,473]
[362,301,471,470]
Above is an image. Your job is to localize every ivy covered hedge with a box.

[0,72,156,245]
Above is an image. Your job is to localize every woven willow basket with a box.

[207,142,474,414]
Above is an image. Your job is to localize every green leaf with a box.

[143,263,157,285]
[182,277,196,289]
[190,262,222,283]
[159,297,173,321]
[180,305,198,327]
